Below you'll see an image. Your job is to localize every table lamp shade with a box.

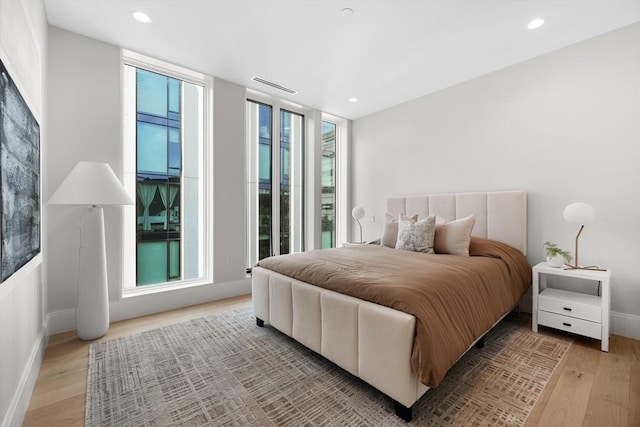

[49,161,133,206]
[563,202,595,225]
[352,206,366,220]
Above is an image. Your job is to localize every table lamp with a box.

[352,206,366,243]
[563,202,604,271]
[49,161,134,340]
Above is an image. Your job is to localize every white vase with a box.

[546,255,565,268]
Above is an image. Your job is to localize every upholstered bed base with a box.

[251,191,527,421]
[252,267,430,416]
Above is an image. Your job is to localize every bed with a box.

[252,190,529,421]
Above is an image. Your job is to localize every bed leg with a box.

[393,400,413,422]
[475,336,485,349]
[256,318,264,327]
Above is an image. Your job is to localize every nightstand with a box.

[532,262,611,351]
[342,242,367,248]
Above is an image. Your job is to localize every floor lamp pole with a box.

[76,206,109,340]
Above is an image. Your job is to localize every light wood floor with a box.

[23,294,639,426]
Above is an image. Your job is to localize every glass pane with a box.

[280,110,304,255]
[135,69,203,286]
[258,144,270,182]
[321,121,337,249]
[247,101,273,265]
[169,136,181,170]
[137,242,167,285]
[137,69,168,117]
[169,240,180,279]
[137,122,168,174]
[168,79,180,113]
[180,82,204,281]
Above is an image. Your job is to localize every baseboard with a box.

[611,311,640,341]
[47,308,76,336]
[47,278,252,335]
[1,318,48,427]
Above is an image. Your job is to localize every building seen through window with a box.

[321,121,337,248]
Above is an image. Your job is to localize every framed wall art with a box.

[0,59,41,283]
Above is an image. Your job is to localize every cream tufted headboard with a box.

[386,190,527,255]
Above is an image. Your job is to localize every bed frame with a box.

[252,190,527,421]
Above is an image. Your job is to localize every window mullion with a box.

[272,107,281,257]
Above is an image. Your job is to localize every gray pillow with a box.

[380,213,418,248]
[395,214,436,253]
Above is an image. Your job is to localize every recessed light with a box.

[341,8,354,17]
[348,97,358,103]
[133,11,152,23]
[527,18,544,30]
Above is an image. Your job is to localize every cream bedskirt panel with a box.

[252,266,430,408]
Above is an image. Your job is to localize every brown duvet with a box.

[256,237,531,387]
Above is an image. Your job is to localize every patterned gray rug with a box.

[86,307,572,426]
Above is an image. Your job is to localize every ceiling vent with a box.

[251,76,298,95]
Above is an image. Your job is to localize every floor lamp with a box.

[49,162,134,340]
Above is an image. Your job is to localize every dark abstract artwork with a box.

[0,59,40,283]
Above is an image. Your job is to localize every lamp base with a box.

[76,206,110,341]
[564,264,607,272]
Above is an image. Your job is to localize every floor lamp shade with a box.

[49,162,133,340]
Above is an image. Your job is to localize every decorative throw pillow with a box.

[434,215,476,256]
[381,213,418,248]
[395,214,436,253]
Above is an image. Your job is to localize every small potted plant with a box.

[543,241,573,268]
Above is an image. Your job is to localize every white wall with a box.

[46,28,250,334]
[351,23,640,339]
[0,1,48,426]
[213,78,246,283]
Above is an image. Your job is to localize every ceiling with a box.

[44,1,640,120]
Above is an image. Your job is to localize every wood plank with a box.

[23,395,86,427]
[588,335,632,408]
[582,399,628,427]
[533,368,595,427]
[629,338,640,427]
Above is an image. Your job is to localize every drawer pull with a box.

[562,322,572,327]
[563,307,572,311]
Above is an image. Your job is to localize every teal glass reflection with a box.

[137,122,168,173]
[137,242,168,285]
[137,70,168,117]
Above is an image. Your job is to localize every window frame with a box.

[245,92,309,269]
[121,49,214,296]
[321,112,349,248]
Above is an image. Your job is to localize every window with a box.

[321,121,337,248]
[122,51,212,291]
[246,100,304,268]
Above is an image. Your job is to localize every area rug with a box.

[86,307,572,426]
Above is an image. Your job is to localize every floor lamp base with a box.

[76,206,110,341]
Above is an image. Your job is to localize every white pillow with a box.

[434,215,476,256]
[395,214,436,254]
[381,213,418,248]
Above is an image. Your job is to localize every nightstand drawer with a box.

[538,310,601,339]
[538,288,601,322]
